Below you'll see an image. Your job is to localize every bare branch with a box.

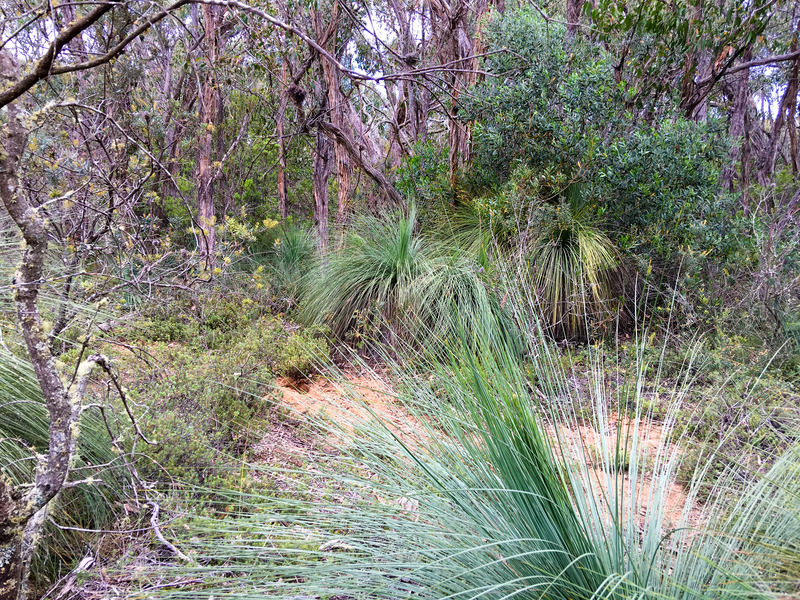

[92,355,157,445]
[316,119,405,206]
[149,501,193,563]
[0,1,118,108]
[696,49,800,87]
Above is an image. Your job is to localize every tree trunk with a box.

[0,477,23,600]
[763,52,798,182]
[566,0,584,38]
[788,93,798,175]
[322,53,352,223]
[334,140,351,223]
[0,51,96,600]
[277,61,289,220]
[721,47,752,192]
[196,4,221,262]
[313,3,353,223]
[429,0,492,189]
[314,128,333,251]
[386,0,416,164]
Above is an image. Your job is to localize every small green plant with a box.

[140,316,189,342]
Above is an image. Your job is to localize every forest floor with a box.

[57,335,713,600]
[262,371,698,531]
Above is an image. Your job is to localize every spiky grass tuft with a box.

[265,224,318,311]
[528,198,619,341]
[0,350,128,583]
[301,205,512,352]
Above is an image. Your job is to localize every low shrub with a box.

[129,316,329,490]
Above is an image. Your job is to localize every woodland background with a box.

[0,0,799,597]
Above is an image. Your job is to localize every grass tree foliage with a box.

[528,199,619,340]
[263,224,318,312]
[448,167,622,341]
[142,291,800,599]
[301,204,427,340]
[301,204,511,351]
[0,351,128,585]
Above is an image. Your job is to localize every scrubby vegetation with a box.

[0,1,798,599]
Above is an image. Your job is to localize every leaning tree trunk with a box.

[0,51,105,600]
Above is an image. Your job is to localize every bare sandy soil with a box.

[271,373,424,446]
[261,372,699,531]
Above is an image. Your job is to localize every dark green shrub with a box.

[395,141,452,208]
[463,7,734,265]
[139,316,189,342]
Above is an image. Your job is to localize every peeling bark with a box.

[566,0,584,38]
[197,4,223,262]
[429,0,492,187]
[314,128,333,251]
[277,61,290,220]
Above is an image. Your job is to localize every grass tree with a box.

[528,196,619,340]
[301,205,513,351]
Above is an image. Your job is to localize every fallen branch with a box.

[149,501,193,563]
